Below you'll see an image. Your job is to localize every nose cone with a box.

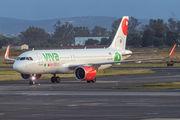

[13,61,22,73]
[13,61,28,73]
[13,61,33,74]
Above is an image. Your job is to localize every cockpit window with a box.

[29,57,33,60]
[20,57,25,60]
[26,57,29,60]
[17,57,33,61]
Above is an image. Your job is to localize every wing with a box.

[4,45,16,61]
[68,44,177,69]
[122,51,157,56]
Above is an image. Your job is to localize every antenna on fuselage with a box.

[32,48,34,51]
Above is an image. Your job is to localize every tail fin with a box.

[109,16,129,50]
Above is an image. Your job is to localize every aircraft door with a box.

[70,55,76,62]
[36,53,43,66]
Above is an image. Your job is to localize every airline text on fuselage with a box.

[42,53,59,61]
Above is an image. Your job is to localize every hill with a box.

[0,16,149,34]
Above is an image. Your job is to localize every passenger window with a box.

[20,57,25,60]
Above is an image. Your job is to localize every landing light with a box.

[31,76,36,81]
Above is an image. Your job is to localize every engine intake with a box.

[20,74,41,81]
[74,66,96,81]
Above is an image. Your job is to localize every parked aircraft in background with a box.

[5,16,177,85]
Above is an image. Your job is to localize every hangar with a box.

[2,44,29,50]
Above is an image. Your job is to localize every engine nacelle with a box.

[74,66,96,81]
[135,61,141,64]
[20,74,42,81]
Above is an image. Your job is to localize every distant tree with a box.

[111,18,122,37]
[7,37,16,45]
[168,18,177,32]
[53,20,74,42]
[128,16,141,34]
[19,26,50,45]
[99,38,111,45]
[0,35,8,48]
[73,26,91,37]
[177,21,180,33]
[153,37,163,47]
[85,39,99,45]
[149,19,165,38]
[127,33,142,47]
[165,31,179,46]
[140,24,153,32]
[92,26,107,37]
[163,23,170,34]
[142,29,154,47]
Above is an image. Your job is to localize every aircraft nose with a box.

[13,62,21,73]
[13,62,25,73]
[13,61,33,74]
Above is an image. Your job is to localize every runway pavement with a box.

[0,67,180,120]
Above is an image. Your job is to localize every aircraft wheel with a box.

[87,80,91,83]
[91,78,96,83]
[55,76,60,83]
[51,76,56,83]
[29,80,35,85]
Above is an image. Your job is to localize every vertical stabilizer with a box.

[109,16,129,50]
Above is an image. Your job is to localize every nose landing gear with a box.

[29,80,35,85]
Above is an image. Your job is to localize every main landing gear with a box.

[51,74,61,83]
[87,77,96,83]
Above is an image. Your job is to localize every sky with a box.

[0,0,180,20]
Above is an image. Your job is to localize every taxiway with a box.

[0,67,180,120]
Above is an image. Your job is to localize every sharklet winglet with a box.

[5,45,10,58]
[169,43,177,57]
[4,45,16,61]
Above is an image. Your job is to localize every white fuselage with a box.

[13,47,132,74]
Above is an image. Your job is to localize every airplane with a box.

[4,16,177,85]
